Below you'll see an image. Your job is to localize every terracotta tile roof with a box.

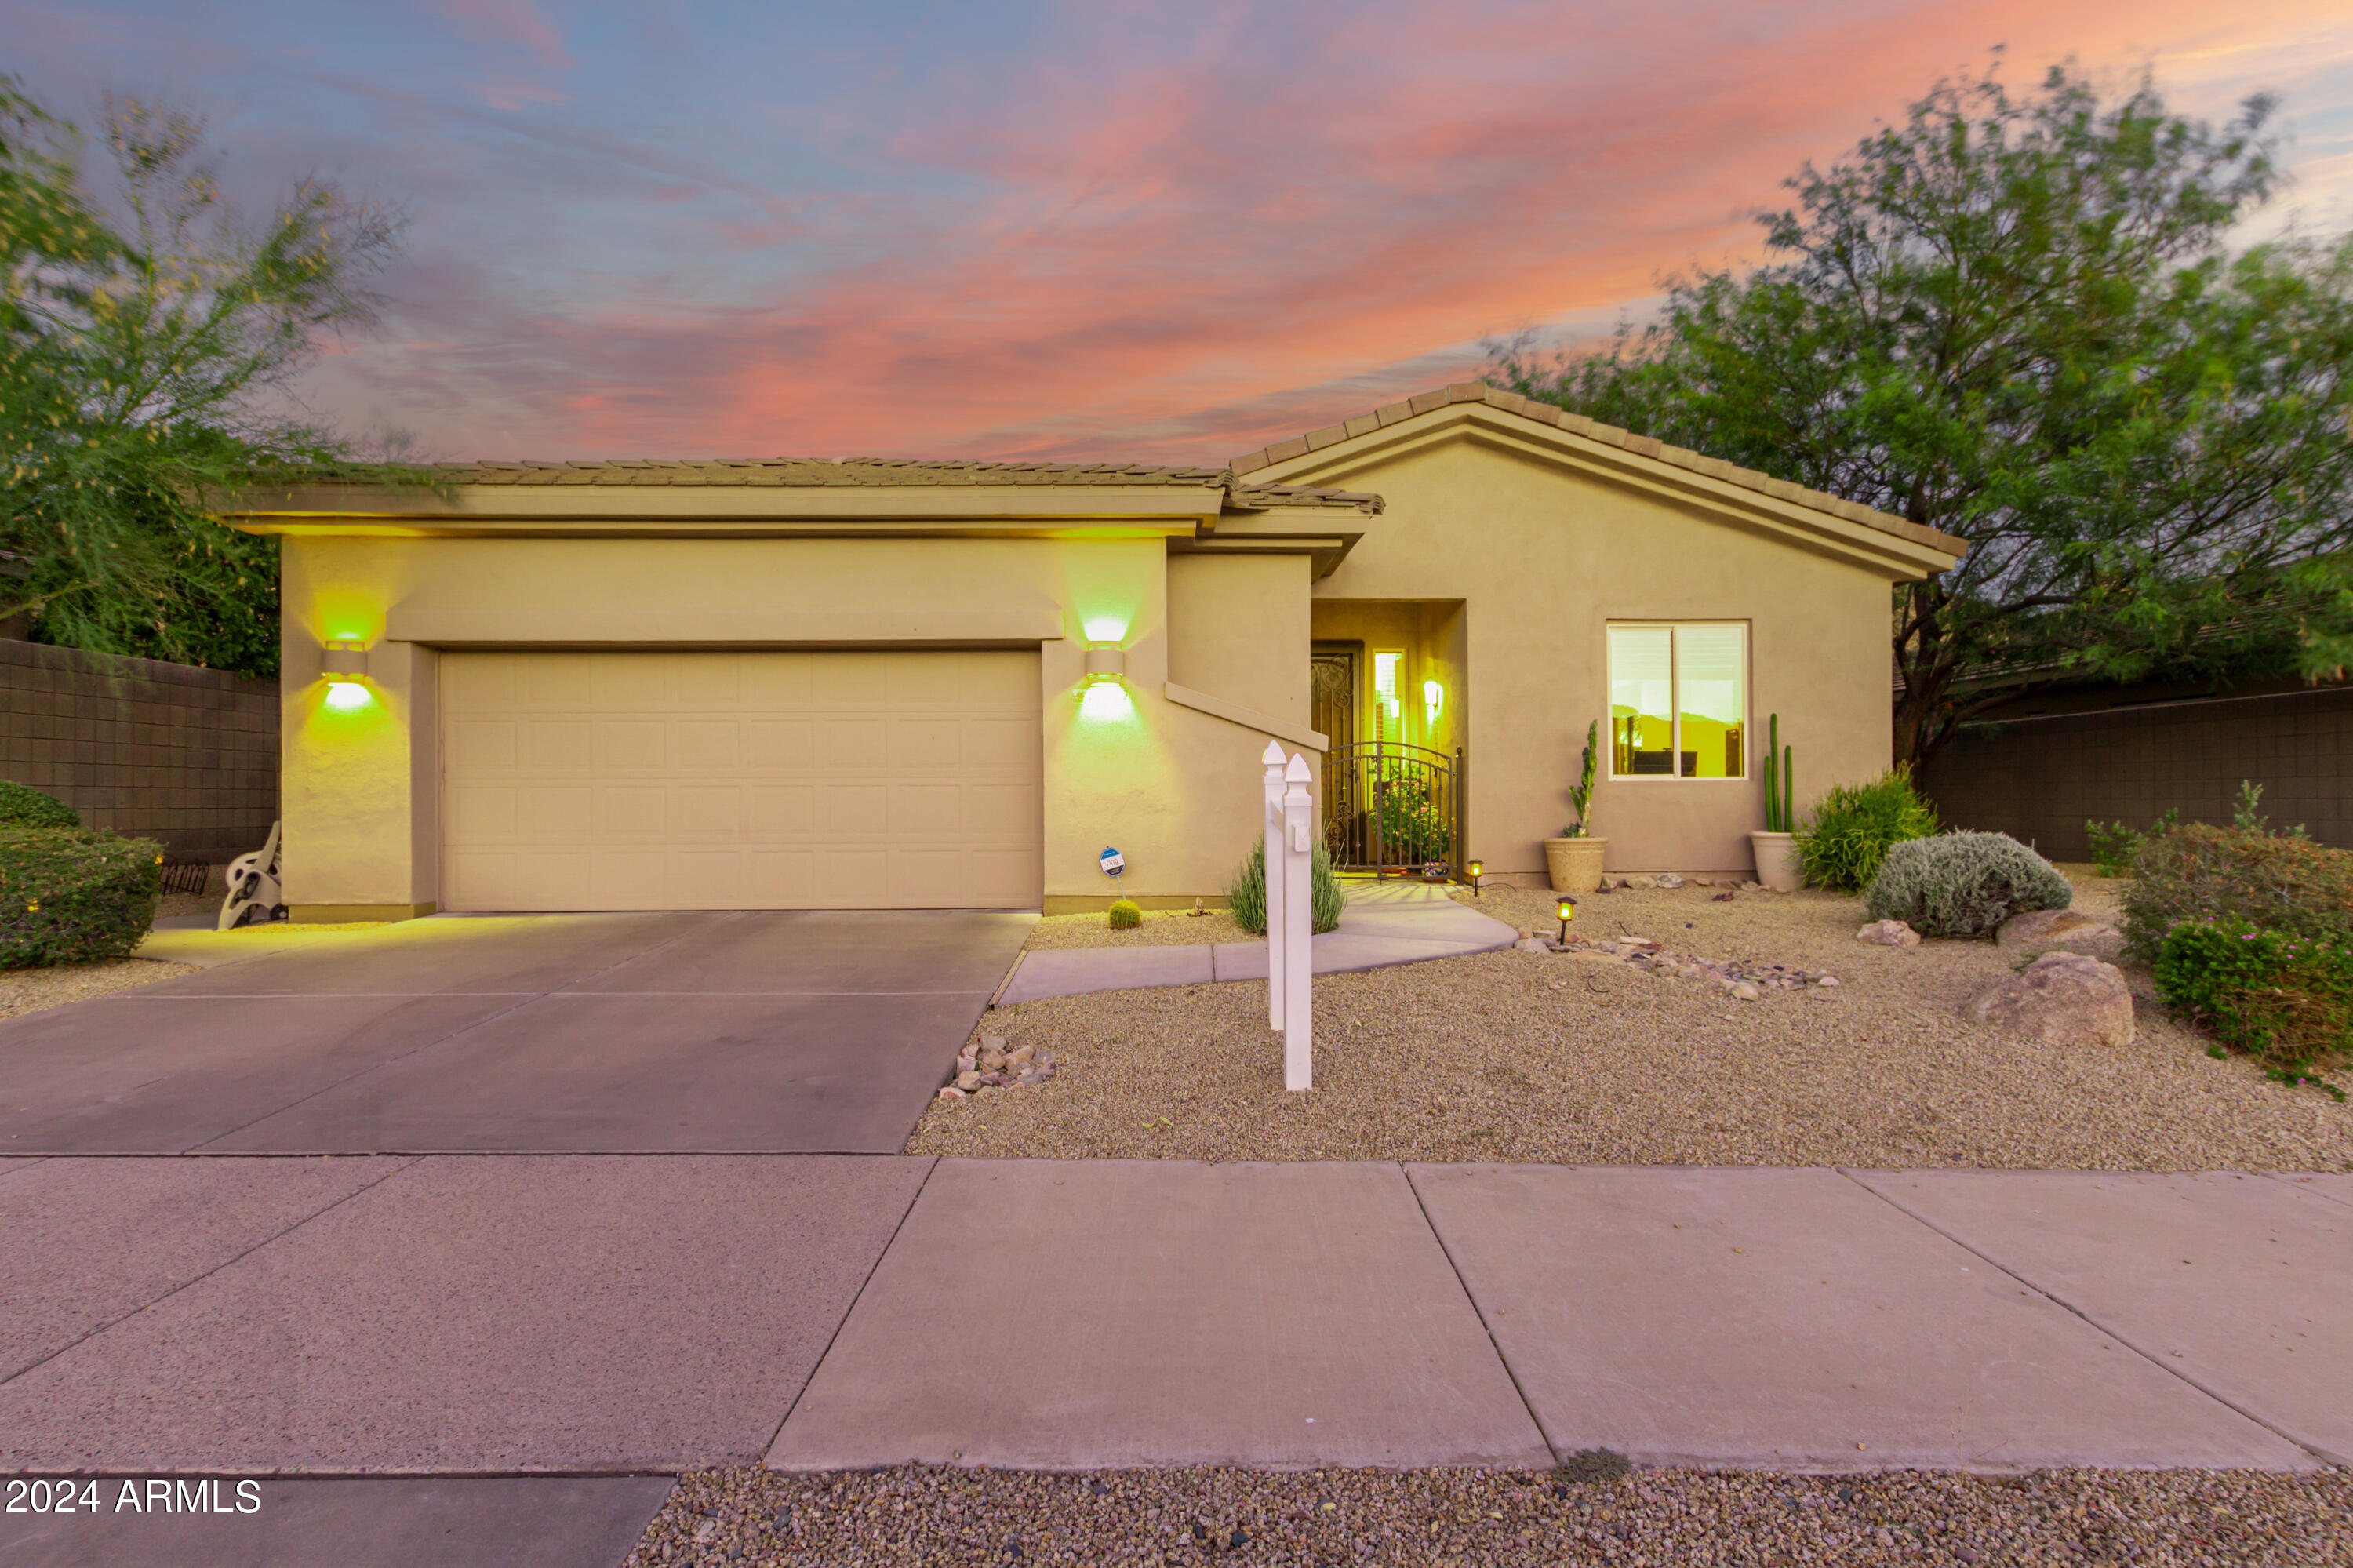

[1227,382,1964,556]
[304,457,1384,515]
[429,457,1231,488]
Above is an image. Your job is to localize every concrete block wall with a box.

[1922,686,2353,860]
[0,639,278,864]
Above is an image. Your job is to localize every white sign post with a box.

[1281,751,1315,1091]
[1261,740,1287,1031]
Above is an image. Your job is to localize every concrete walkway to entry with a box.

[998,880,1518,1003]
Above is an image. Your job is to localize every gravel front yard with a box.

[1024,907,1253,948]
[0,959,199,1023]
[907,876,2353,1170]
[628,1464,2353,1566]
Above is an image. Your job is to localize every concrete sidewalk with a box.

[4,1156,2344,1483]
[999,881,1518,1002]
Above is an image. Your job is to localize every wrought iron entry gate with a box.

[1322,742,1465,879]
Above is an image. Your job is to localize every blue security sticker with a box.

[1100,847,1126,877]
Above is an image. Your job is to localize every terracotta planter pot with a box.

[1750,830,1802,892]
[1544,836,1607,893]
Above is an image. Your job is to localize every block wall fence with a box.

[1921,686,2353,860]
[0,639,278,864]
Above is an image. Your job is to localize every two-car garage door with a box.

[440,650,1043,911]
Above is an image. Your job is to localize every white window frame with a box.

[1604,620,1749,783]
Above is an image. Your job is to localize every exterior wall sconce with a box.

[1424,678,1444,720]
[1083,646,1126,685]
[320,640,369,676]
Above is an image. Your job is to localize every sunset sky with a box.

[9,0,2351,464]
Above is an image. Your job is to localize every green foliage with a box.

[1106,898,1141,930]
[1226,839,1345,937]
[1795,768,1939,891]
[1491,60,2353,769]
[2154,915,2350,1097]
[1761,713,1795,833]
[0,827,162,966]
[2123,821,2353,962]
[1373,762,1453,861]
[0,780,76,828]
[1864,831,2073,937]
[1564,721,1597,837]
[2229,779,2308,838]
[2086,807,2180,876]
[2,78,406,675]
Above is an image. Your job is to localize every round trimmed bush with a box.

[0,828,165,968]
[0,780,78,830]
[1862,831,2072,938]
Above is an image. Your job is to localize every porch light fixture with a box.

[1083,646,1126,685]
[1556,894,1577,945]
[320,640,368,676]
[1424,678,1443,720]
[322,681,373,712]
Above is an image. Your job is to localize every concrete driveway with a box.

[0,911,1032,1155]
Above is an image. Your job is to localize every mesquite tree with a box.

[1,82,399,673]
[1494,61,2353,768]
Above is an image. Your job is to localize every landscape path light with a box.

[1557,894,1577,946]
[1465,858,1484,896]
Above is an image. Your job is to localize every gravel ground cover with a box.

[907,876,2353,1169]
[0,958,201,1022]
[1026,908,1252,949]
[627,1464,2353,1566]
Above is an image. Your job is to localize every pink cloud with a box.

[307,0,2353,465]
[435,0,574,73]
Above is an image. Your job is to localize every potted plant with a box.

[1544,721,1608,893]
[1749,713,1802,890]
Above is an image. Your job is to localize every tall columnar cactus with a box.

[1762,714,1795,833]
[1566,720,1598,837]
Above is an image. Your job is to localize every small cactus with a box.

[1762,714,1795,833]
[1107,898,1143,930]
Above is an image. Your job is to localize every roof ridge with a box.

[1226,381,1962,555]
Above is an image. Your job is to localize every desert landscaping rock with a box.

[1967,951,2137,1049]
[0,958,201,1024]
[1997,907,2126,962]
[625,1464,2353,1568]
[1857,919,1922,948]
[912,879,2353,1170]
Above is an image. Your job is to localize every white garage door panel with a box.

[441,650,1043,911]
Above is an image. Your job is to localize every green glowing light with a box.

[1078,682,1134,721]
[323,681,373,712]
[1081,616,1129,644]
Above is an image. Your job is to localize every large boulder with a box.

[1965,951,2136,1047]
[1995,908,2125,962]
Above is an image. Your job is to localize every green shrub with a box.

[1795,768,1939,891]
[2085,808,2180,877]
[2154,915,2351,1096]
[1226,839,1345,937]
[0,780,78,830]
[0,828,165,967]
[2123,822,2353,963]
[1862,831,2072,937]
[1107,898,1142,930]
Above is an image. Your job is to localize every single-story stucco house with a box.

[231,383,1965,921]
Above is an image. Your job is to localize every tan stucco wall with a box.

[1300,439,1898,876]
[279,532,1306,914]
